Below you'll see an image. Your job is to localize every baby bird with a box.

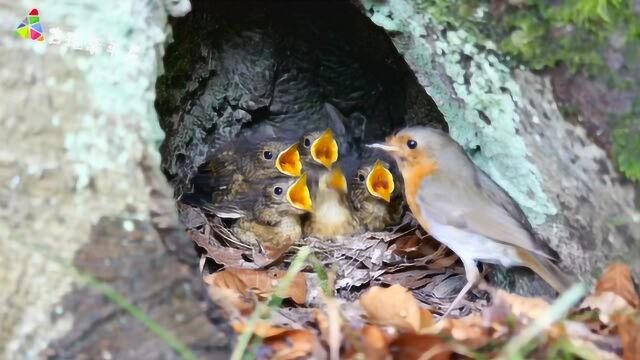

[214,175,313,256]
[298,128,340,171]
[370,126,570,317]
[304,166,361,239]
[193,132,302,203]
[350,159,404,231]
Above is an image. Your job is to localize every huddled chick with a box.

[349,156,404,231]
[227,175,312,255]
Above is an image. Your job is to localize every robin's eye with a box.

[407,139,418,149]
[358,174,365,182]
[263,151,273,160]
[273,186,283,195]
[303,138,311,147]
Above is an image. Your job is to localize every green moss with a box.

[421,0,639,73]
[613,103,640,181]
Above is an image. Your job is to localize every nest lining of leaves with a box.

[179,200,486,316]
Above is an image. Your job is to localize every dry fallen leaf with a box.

[207,284,255,316]
[613,310,640,360]
[342,325,391,360]
[360,325,390,359]
[580,291,633,324]
[595,263,639,308]
[494,289,550,320]
[392,235,437,259]
[204,268,308,305]
[389,333,451,360]
[232,321,291,338]
[259,329,318,360]
[438,313,494,349]
[429,254,459,269]
[360,285,432,332]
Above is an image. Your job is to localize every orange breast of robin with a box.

[403,155,438,230]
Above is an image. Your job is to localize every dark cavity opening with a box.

[155,0,445,189]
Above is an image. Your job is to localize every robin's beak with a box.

[366,143,401,153]
[276,143,302,177]
[327,167,347,194]
[366,161,394,202]
[311,129,339,168]
[286,174,313,212]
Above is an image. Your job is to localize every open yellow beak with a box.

[275,143,302,177]
[366,161,394,202]
[327,167,348,194]
[286,174,313,212]
[310,129,339,169]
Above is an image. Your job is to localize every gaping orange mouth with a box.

[286,174,313,212]
[310,129,339,169]
[276,143,302,177]
[366,161,394,202]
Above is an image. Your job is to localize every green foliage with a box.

[421,0,640,182]
[613,108,640,181]
[422,0,639,71]
[500,0,635,71]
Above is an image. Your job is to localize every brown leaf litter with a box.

[179,199,640,359]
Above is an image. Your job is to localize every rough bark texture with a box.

[0,1,230,358]
[2,0,639,358]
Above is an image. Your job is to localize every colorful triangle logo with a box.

[15,9,44,42]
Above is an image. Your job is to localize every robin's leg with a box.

[439,257,480,319]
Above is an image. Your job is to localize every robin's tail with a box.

[519,249,573,293]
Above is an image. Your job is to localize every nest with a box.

[178,198,488,318]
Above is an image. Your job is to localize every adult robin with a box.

[349,158,404,231]
[369,126,570,317]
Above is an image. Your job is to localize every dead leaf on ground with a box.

[580,292,633,325]
[343,325,392,360]
[204,268,308,305]
[429,254,459,269]
[438,313,495,349]
[258,329,319,360]
[359,284,432,332]
[388,333,452,360]
[595,263,639,308]
[494,289,550,320]
[207,283,255,316]
[613,310,640,360]
[232,321,292,338]
[360,325,391,359]
[391,235,438,259]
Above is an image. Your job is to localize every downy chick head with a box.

[298,129,340,170]
[251,174,314,224]
[350,159,403,231]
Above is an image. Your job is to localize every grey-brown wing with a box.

[472,166,559,259]
[417,167,556,260]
